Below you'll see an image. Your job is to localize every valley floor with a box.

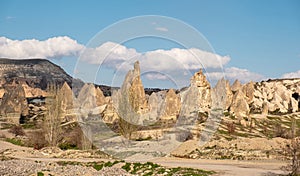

[0,140,288,176]
[152,157,287,176]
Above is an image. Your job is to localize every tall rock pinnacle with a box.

[180,69,212,118]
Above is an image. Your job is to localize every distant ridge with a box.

[0,58,163,96]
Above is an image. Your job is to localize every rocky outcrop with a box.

[0,84,28,123]
[147,91,166,121]
[101,97,118,123]
[59,82,75,111]
[77,83,107,118]
[160,89,181,120]
[112,61,149,125]
[180,69,211,118]
[0,88,6,99]
[77,83,98,110]
[127,61,148,114]
[250,79,300,114]
[242,81,255,104]
[231,80,242,92]
[212,78,232,110]
[0,58,84,93]
[96,87,106,106]
[230,89,250,119]
[22,83,47,98]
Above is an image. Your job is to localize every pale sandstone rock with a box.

[77,83,98,110]
[22,83,47,98]
[180,69,211,118]
[0,88,6,99]
[0,84,28,123]
[96,87,106,106]
[242,81,255,104]
[231,79,242,92]
[230,89,249,119]
[161,89,181,119]
[59,82,75,111]
[212,78,232,110]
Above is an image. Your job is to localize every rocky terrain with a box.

[0,58,299,175]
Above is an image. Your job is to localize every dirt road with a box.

[0,140,288,175]
[151,157,287,176]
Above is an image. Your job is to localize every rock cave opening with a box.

[292,92,300,109]
[19,115,26,124]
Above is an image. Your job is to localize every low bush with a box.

[8,125,25,136]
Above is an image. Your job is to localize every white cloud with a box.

[1,36,266,84]
[282,70,300,79]
[207,67,265,83]
[140,48,230,71]
[155,27,168,32]
[1,36,230,73]
[0,36,84,59]
[79,42,231,77]
[80,42,140,67]
[144,73,168,80]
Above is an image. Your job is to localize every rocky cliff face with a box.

[0,58,83,93]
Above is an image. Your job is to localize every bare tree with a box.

[282,119,300,175]
[43,84,62,147]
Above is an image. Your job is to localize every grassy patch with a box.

[93,163,104,171]
[0,123,14,130]
[21,123,36,129]
[58,143,79,150]
[56,160,214,176]
[37,172,44,176]
[120,161,214,176]
[5,138,24,146]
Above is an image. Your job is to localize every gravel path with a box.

[152,157,288,176]
[0,159,132,176]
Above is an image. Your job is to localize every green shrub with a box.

[37,172,44,176]
[58,143,78,150]
[122,163,131,172]
[5,138,24,146]
[93,163,104,171]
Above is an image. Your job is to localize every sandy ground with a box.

[0,140,288,176]
[151,157,287,176]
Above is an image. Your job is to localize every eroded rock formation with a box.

[180,69,211,119]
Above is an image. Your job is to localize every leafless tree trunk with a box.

[43,84,62,147]
[282,119,300,176]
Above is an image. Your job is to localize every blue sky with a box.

[0,0,299,88]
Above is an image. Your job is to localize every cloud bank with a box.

[0,36,267,84]
[282,70,300,79]
[207,67,265,83]
[0,36,83,59]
